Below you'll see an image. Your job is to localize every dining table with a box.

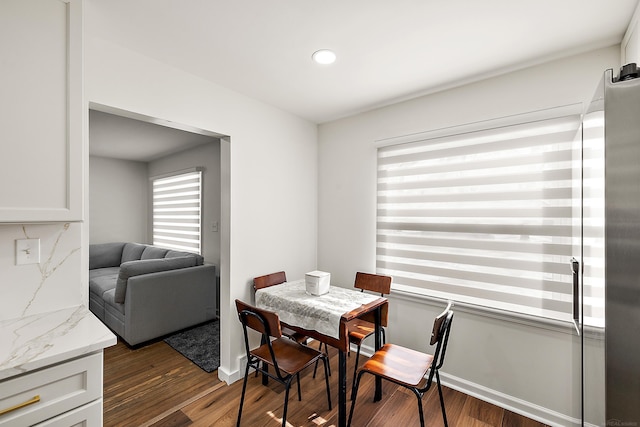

[255,279,388,427]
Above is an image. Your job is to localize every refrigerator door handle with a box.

[570,257,580,335]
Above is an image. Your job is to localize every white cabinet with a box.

[0,352,103,426]
[0,0,83,222]
[37,400,102,427]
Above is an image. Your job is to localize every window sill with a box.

[389,288,604,340]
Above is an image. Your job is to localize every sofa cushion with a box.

[89,266,120,281]
[141,246,169,260]
[121,243,146,263]
[89,270,119,297]
[89,242,125,270]
[165,250,204,265]
[114,256,198,303]
[103,288,125,315]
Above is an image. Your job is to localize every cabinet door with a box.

[0,352,102,426]
[0,0,83,222]
[36,400,102,427]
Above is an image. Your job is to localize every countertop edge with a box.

[0,306,117,381]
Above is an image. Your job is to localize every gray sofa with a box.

[89,242,217,346]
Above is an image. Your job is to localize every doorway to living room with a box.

[87,104,229,420]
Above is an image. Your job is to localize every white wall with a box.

[84,31,318,383]
[317,46,619,425]
[622,1,640,64]
[89,156,148,244]
[148,141,221,267]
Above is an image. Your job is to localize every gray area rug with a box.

[163,319,220,373]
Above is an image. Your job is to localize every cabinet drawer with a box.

[36,399,102,427]
[0,352,102,426]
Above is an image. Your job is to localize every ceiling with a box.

[89,110,216,162]
[85,0,638,126]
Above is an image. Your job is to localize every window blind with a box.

[152,169,202,254]
[376,114,604,326]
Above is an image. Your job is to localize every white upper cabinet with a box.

[0,0,83,222]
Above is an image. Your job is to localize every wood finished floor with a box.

[104,339,549,427]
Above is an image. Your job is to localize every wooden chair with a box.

[348,302,454,427]
[345,272,392,395]
[253,271,307,344]
[235,299,332,427]
[256,271,332,377]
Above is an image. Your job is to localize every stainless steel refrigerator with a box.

[586,63,640,425]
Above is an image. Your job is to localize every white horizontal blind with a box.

[376,115,604,325]
[152,169,202,254]
[582,111,605,327]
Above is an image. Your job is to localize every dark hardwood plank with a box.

[103,338,220,427]
[104,338,550,427]
[502,409,549,427]
[461,394,504,426]
[149,410,192,427]
[423,386,468,427]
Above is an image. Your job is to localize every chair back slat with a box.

[235,299,283,338]
[235,299,290,383]
[426,302,454,387]
[354,272,392,295]
[253,271,287,290]
[430,301,452,345]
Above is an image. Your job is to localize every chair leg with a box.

[313,356,319,378]
[436,370,448,427]
[347,370,365,427]
[313,342,332,378]
[282,379,292,427]
[324,343,332,376]
[411,387,425,427]
[322,355,332,409]
[296,373,302,401]
[236,363,251,427]
[351,344,362,399]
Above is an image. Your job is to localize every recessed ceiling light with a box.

[312,49,336,65]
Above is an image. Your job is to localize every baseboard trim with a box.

[358,342,580,427]
[227,339,585,426]
[217,355,246,385]
[440,372,580,427]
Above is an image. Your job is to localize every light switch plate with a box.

[16,239,40,265]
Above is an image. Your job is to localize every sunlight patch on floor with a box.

[265,410,333,427]
[308,412,330,425]
[266,410,293,427]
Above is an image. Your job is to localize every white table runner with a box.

[255,280,379,339]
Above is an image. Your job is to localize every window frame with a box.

[374,105,603,330]
[150,167,203,255]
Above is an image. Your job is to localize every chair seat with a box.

[361,343,434,387]
[251,337,323,375]
[346,318,376,343]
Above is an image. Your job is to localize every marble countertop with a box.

[0,306,117,381]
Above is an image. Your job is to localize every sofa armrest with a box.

[122,264,217,345]
[114,256,198,303]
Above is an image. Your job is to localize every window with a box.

[376,113,604,326]
[151,169,203,254]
